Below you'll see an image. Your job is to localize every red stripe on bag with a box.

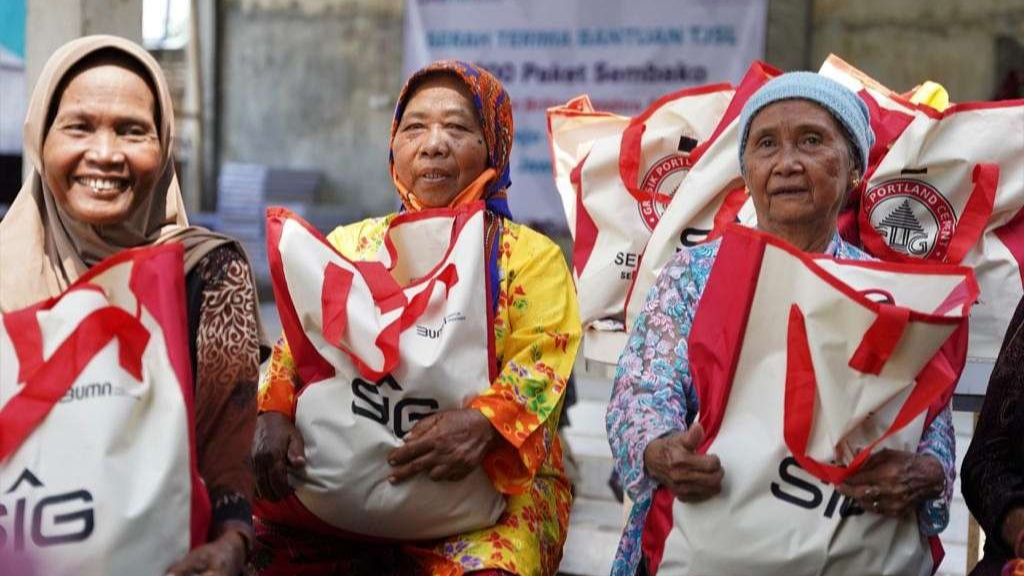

[924,321,969,427]
[859,89,916,169]
[641,225,765,574]
[706,185,748,243]
[267,207,337,387]
[690,227,765,454]
[946,164,999,263]
[3,307,44,382]
[353,260,407,314]
[271,205,478,384]
[399,264,459,330]
[3,285,107,383]
[928,534,945,575]
[130,245,210,550]
[320,262,460,383]
[641,486,677,574]
[848,304,910,375]
[128,247,194,404]
[322,263,355,346]
[318,261,403,382]
[931,280,974,317]
[0,307,149,461]
[570,155,598,277]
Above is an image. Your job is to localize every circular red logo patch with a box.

[864,178,956,260]
[638,154,692,231]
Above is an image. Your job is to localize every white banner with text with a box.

[403,0,768,226]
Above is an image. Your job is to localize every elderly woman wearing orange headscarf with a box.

[251,61,580,576]
[0,36,263,575]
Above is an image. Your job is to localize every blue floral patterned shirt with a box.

[605,234,956,576]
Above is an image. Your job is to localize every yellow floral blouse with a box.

[259,214,581,576]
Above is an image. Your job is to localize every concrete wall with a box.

[25,0,142,96]
[810,0,1024,101]
[216,0,1024,214]
[219,0,404,217]
[765,0,813,72]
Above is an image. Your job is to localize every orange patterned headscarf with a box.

[390,60,514,220]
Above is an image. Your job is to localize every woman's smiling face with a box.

[42,61,162,226]
[392,75,489,208]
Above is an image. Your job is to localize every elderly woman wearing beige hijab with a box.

[0,35,263,575]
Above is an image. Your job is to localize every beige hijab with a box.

[0,35,238,312]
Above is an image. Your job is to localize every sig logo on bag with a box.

[351,375,439,437]
[0,469,94,550]
[864,178,956,259]
[638,154,693,231]
[770,457,864,519]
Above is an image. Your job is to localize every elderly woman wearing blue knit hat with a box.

[605,72,954,575]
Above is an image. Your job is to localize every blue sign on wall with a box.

[0,0,26,59]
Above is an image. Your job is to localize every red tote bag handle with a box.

[860,163,999,264]
[847,303,911,375]
[617,83,732,206]
[319,261,459,382]
[570,154,599,277]
[782,304,960,484]
[318,261,403,382]
[269,207,465,385]
[0,306,150,461]
[618,63,780,208]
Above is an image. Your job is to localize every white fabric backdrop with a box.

[403,0,767,226]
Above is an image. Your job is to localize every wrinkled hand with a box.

[164,530,246,576]
[387,408,501,483]
[252,411,306,501]
[644,423,724,503]
[837,449,944,517]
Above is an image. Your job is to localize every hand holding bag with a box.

[641,226,977,576]
[0,245,209,576]
[260,203,505,540]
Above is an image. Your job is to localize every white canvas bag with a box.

[560,86,734,327]
[0,245,209,576]
[547,94,631,234]
[641,226,976,576]
[858,99,1024,361]
[624,62,780,327]
[263,203,505,540]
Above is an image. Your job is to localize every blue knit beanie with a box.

[738,71,875,176]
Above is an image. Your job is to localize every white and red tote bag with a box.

[858,99,1024,361]
[625,62,781,328]
[547,94,631,234]
[641,225,977,576]
[260,202,505,540]
[817,54,950,243]
[0,245,210,576]
[561,85,734,327]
